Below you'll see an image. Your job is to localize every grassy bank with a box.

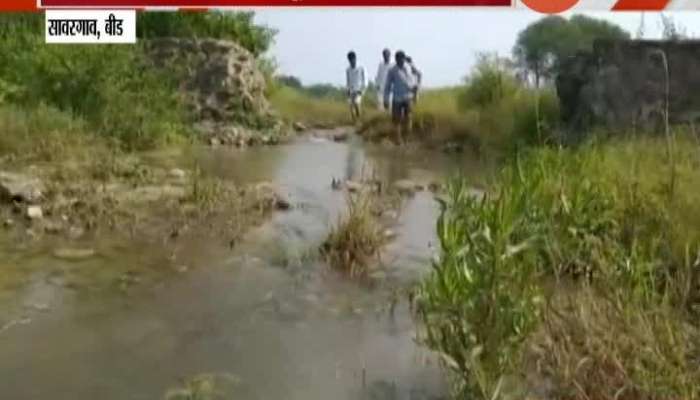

[0,12,275,151]
[417,130,700,399]
[358,56,559,155]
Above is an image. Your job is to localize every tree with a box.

[513,15,630,87]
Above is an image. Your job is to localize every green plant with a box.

[321,190,386,277]
[417,176,543,398]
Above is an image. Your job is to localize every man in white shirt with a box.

[405,56,423,103]
[375,48,392,111]
[346,51,367,122]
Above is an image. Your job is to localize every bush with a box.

[418,133,700,399]
[137,11,276,57]
[0,12,276,150]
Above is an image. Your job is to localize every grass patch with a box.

[417,130,700,399]
[320,189,387,278]
[270,85,357,127]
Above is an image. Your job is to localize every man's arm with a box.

[346,68,351,93]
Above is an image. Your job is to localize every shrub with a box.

[418,133,700,399]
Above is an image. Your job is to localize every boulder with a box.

[0,171,44,203]
[145,38,279,141]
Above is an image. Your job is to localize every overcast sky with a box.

[251,9,699,87]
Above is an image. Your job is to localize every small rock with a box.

[382,229,398,241]
[2,218,13,228]
[67,226,86,240]
[209,137,221,147]
[25,205,43,220]
[53,248,96,261]
[443,142,464,153]
[292,122,307,132]
[428,181,442,193]
[393,179,419,195]
[255,182,292,211]
[345,180,364,193]
[175,265,189,273]
[43,221,63,234]
[168,168,186,180]
[381,210,399,220]
[332,132,349,142]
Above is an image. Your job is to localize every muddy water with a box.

[0,131,484,400]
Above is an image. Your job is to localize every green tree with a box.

[137,11,276,56]
[513,15,630,87]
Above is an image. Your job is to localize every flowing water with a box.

[0,131,486,400]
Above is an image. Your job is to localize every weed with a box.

[321,190,386,278]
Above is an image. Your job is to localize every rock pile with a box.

[146,38,283,144]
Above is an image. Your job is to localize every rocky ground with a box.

[0,150,295,296]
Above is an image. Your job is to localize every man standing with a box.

[375,48,392,111]
[346,51,367,122]
[405,56,423,103]
[383,51,414,145]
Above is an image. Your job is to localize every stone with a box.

[67,226,86,240]
[25,205,43,220]
[428,181,443,193]
[168,168,186,180]
[53,248,96,261]
[255,182,292,211]
[2,218,13,228]
[345,180,364,193]
[382,229,398,241]
[0,171,44,203]
[209,137,221,147]
[393,179,419,195]
[43,221,63,234]
[332,131,349,142]
[292,122,307,132]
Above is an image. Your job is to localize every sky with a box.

[250,9,699,87]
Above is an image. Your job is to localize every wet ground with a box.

[0,130,485,400]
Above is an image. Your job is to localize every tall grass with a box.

[417,131,700,399]
[321,190,386,278]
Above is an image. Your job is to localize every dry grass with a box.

[531,286,700,400]
[320,189,387,278]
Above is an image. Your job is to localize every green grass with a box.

[417,130,700,399]
[270,85,357,127]
[320,190,386,278]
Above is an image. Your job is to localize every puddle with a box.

[0,131,486,400]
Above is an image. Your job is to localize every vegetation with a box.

[321,190,387,278]
[513,14,630,86]
[0,12,275,151]
[270,85,355,127]
[417,131,700,399]
[137,11,276,57]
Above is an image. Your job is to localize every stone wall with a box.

[556,39,700,137]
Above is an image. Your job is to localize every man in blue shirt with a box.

[383,51,417,145]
